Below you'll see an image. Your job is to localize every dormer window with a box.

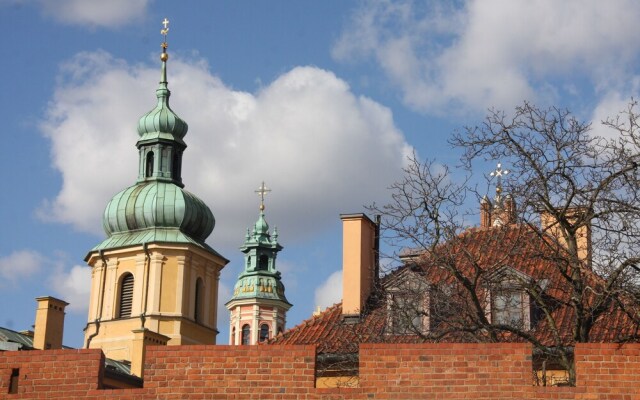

[388,291,425,334]
[385,268,428,335]
[486,266,531,330]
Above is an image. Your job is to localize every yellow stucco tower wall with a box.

[84,244,226,362]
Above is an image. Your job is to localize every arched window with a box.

[259,324,270,342]
[118,273,134,318]
[172,152,181,180]
[145,151,154,178]
[258,255,268,270]
[241,324,251,345]
[194,278,205,324]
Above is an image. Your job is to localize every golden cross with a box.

[161,18,170,40]
[255,181,271,211]
[490,163,509,193]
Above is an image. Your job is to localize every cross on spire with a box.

[255,181,271,211]
[490,162,509,194]
[161,18,170,38]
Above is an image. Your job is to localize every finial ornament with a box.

[489,162,509,195]
[160,18,170,61]
[255,181,271,212]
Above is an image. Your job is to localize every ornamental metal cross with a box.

[490,163,509,193]
[161,18,170,39]
[255,181,271,211]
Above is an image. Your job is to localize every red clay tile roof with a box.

[268,301,423,354]
[269,224,639,354]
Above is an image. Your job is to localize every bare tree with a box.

[369,101,640,385]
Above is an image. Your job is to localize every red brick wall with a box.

[2,344,640,399]
[359,343,532,399]
[0,349,104,398]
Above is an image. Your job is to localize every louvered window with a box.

[118,273,134,318]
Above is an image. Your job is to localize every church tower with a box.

[226,182,291,345]
[83,20,228,367]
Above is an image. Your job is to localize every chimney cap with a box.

[35,296,69,307]
[339,213,376,224]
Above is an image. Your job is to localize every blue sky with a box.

[2,0,640,348]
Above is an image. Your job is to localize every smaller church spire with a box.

[226,183,291,345]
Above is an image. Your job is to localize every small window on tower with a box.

[172,151,181,180]
[259,324,270,342]
[146,151,155,178]
[258,255,268,270]
[118,273,134,318]
[231,327,236,345]
[194,278,205,324]
[241,324,251,345]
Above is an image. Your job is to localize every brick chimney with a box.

[33,296,69,350]
[540,207,592,266]
[341,213,378,320]
[480,196,492,227]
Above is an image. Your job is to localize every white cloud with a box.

[274,260,298,293]
[39,51,412,251]
[333,0,640,115]
[37,0,150,28]
[49,265,91,312]
[588,78,640,140]
[314,270,342,310]
[0,250,43,285]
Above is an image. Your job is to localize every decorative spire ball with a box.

[255,181,271,212]
[160,18,169,61]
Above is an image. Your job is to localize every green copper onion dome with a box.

[103,182,214,242]
[253,212,270,241]
[92,33,217,253]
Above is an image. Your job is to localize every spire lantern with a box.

[97,19,217,250]
[136,18,188,187]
